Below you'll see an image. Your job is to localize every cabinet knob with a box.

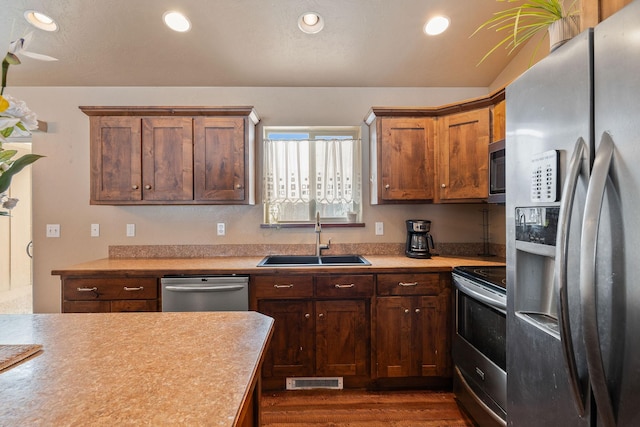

[132,185,139,190]
[384,184,390,190]
[441,183,446,188]
[415,308,421,313]
[404,308,410,314]
[305,313,311,319]
[235,184,243,189]
[318,313,324,318]
[145,184,152,190]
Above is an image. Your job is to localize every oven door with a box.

[452,274,507,427]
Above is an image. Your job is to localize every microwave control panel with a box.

[530,150,560,202]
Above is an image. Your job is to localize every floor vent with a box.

[286,377,344,390]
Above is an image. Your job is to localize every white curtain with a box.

[264,138,361,223]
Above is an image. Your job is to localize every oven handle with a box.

[453,278,505,312]
[554,137,587,416]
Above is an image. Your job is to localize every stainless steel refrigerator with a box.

[506,2,640,426]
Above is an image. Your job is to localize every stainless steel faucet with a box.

[315,212,330,256]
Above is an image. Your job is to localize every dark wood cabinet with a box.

[253,273,373,388]
[61,277,159,313]
[81,106,259,205]
[367,115,436,203]
[375,273,451,379]
[437,108,490,202]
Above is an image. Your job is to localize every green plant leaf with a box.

[0,154,44,193]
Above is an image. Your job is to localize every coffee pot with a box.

[405,219,435,259]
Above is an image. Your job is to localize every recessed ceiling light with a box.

[298,12,324,34]
[424,16,450,36]
[24,10,58,32]
[163,11,191,32]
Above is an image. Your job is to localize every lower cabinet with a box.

[61,277,159,313]
[375,273,452,380]
[253,273,372,388]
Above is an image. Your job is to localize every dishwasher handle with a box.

[164,284,246,292]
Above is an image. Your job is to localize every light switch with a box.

[375,222,384,236]
[126,223,136,237]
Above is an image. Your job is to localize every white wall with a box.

[9,86,506,313]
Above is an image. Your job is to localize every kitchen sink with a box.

[257,254,370,267]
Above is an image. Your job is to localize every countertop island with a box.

[0,312,274,426]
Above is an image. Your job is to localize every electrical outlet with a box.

[217,222,225,236]
[375,222,384,236]
[91,223,100,237]
[126,223,135,237]
[46,224,60,238]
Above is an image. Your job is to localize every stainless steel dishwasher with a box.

[161,275,249,312]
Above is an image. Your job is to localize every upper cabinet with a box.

[366,90,502,205]
[436,108,490,202]
[80,106,259,205]
[581,0,633,29]
[367,113,435,204]
[491,99,506,143]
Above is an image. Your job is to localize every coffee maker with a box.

[405,220,435,259]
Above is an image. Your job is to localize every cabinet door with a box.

[438,109,490,201]
[141,117,193,201]
[194,117,247,202]
[492,100,506,142]
[90,116,142,202]
[414,294,451,377]
[316,299,369,377]
[258,300,314,378]
[375,297,414,377]
[378,118,435,202]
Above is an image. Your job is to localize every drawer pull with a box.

[334,283,355,289]
[123,286,144,291]
[399,282,418,287]
[274,284,294,289]
[77,287,98,292]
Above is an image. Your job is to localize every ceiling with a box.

[1,0,518,88]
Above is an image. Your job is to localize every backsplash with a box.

[109,243,505,259]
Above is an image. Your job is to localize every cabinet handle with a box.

[305,313,310,319]
[318,313,324,318]
[145,184,152,190]
[384,184,390,190]
[77,287,98,292]
[334,283,355,289]
[441,183,446,188]
[123,286,144,291]
[132,185,139,190]
[399,282,418,287]
[274,284,294,289]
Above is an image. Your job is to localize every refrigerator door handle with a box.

[554,137,587,416]
[581,132,616,427]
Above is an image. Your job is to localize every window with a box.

[263,126,362,225]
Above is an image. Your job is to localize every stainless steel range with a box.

[452,266,506,427]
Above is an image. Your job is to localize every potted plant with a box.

[473,0,580,64]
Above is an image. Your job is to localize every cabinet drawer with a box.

[111,300,158,312]
[252,275,314,298]
[63,277,158,300]
[376,273,444,296]
[316,274,374,298]
[62,300,111,313]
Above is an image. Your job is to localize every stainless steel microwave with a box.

[488,139,505,203]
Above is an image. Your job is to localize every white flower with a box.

[1,94,38,134]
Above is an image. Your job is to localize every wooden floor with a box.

[261,389,476,427]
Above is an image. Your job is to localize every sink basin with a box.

[257,254,370,267]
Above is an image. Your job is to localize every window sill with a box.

[260,222,365,229]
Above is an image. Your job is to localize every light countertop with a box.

[52,255,505,277]
[0,312,274,426]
